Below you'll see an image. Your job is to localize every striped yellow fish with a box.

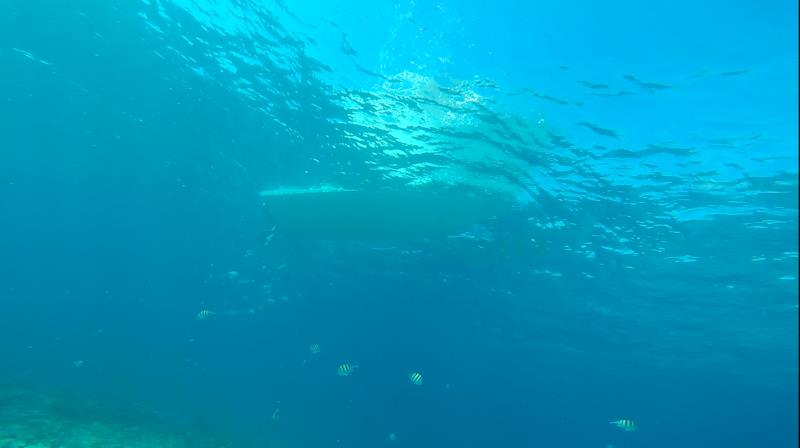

[609,418,637,431]
[408,372,423,386]
[337,363,358,376]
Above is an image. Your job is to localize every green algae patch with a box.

[0,389,235,448]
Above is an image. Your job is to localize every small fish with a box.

[196,309,216,320]
[340,34,358,56]
[387,433,398,442]
[408,371,423,386]
[689,69,709,78]
[590,90,634,97]
[639,82,673,90]
[337,363,358,376]
[721,69,750,76]
[260,226,276,246]
[623,74,673,90]
[575,80,609,89]
[72,360,85,368]
[309,344,321,354]
[577,122,619,138]
[610,418,638,431]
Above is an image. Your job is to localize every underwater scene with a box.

[0,0,797,447]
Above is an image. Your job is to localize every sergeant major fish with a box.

[609,418,637,431]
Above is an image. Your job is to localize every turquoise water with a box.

[0,1,797,447]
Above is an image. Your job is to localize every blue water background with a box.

[0,0,797,447]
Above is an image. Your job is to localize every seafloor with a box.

[0,387,238,448]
